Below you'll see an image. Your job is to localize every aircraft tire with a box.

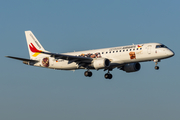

[104,73,112,79]
[155,66,159,70]
[88,71,92,77]
[108,74,112,79]
[84,71,92,77]
[84,71,89,77]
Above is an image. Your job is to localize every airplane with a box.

[6,31,175,79]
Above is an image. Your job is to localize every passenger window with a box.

[137,48,138,50]
[109,51,111,53]
[126,49,128,51]
[130,49,131,51]
[140,48,142,50]
[133,49,135,51]
[123,50,125,52]
[120,50,121,52]
[102,52,104,54]
[116,51,118,53]
[106,52,108,54]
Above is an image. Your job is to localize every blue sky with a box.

[0,0,179,120]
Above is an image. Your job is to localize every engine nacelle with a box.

[121,62,141,73]
[92,58,110,69]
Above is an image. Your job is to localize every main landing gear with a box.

[104,70,113,79]
[154,59,160,70]
[104,73,112,79]
[84,71,92,77]
[84,70,113,79]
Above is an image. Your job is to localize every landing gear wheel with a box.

[88,71,92,77]
[108,74,112,79]
[105,73,109,79]
[154,59,160,70]
[84,71,89,76]
[84,71,92,77]
[104,73,113,79]
[155,66,159,70]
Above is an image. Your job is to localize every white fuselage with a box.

[6,31,175,79]
[32,43,174,70]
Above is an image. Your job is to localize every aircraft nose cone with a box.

[167,50,175,57]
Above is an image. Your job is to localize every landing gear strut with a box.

[84,71,92,77]
[154,59,160,70]
[104,70,113,79]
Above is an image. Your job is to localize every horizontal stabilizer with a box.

[6,56,39,62]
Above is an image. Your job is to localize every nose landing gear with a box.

[154,59,160,70]
[155,66,159,70]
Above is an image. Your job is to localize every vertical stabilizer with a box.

[25,31,48,59]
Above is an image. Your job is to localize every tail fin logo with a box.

[137,45,142,48]
[29,43,42,57]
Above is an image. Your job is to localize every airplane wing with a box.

[6,56,39,62]
[41,51,93,63]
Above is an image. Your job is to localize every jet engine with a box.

[92,58,110,69]
[121,62,141,73]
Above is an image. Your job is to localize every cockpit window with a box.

[156,45,167,48]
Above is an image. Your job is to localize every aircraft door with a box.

[147,45,152,54]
